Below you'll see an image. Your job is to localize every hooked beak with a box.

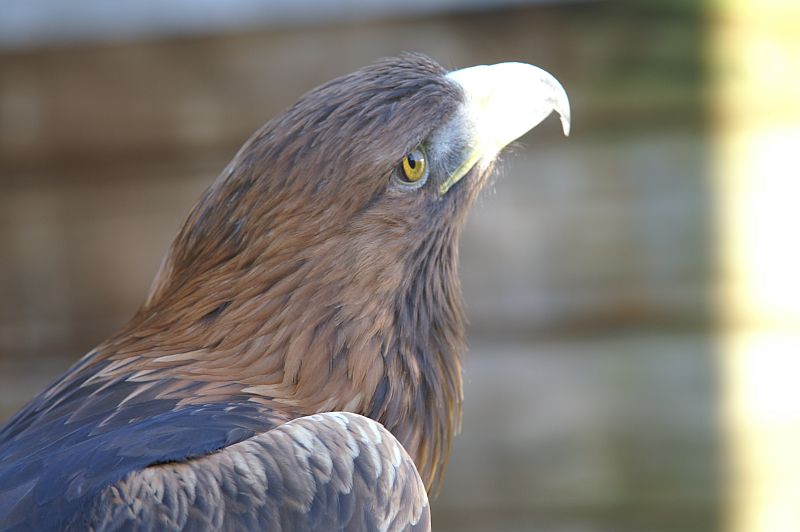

[440,62,571,195]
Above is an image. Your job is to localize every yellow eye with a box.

[400,148,427,184]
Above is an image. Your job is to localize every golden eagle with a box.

[0,54,569,530]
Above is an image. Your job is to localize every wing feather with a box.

[81,413,430,531]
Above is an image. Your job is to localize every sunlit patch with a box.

[712,1,800,530]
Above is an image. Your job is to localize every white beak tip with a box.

[561,114,571,137]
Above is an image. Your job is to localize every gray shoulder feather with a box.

[81,412,430,531]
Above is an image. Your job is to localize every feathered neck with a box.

[97,185,466,491]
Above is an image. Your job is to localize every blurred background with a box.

[1,1,798,531]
